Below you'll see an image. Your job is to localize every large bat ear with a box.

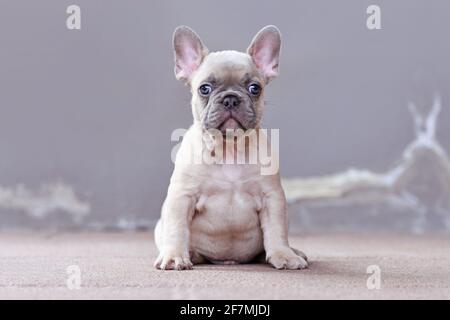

[247,25,281,83]
[173,26,209,83]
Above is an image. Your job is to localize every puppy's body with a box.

[154,27,307,270]
[156,123,270,264]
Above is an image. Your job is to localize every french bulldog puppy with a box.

[154,25,308,270]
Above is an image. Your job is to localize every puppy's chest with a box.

[193,165,263,230]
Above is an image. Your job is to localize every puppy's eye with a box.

[199,84,213,96]
[248,83,261,96]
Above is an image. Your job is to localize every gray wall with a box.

[1,0,449,230]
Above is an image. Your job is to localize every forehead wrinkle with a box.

[217,68,261,89]
[192,50,260,87]
[204,74,217,85]
[240,73,260,85]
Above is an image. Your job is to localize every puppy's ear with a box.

[173,26,209,83]
[247,25,281,82]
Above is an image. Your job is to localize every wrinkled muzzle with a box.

[202,91,257,135]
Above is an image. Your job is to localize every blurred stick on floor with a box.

[283,97,450,232]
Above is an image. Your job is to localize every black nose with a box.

[222,95,240,110]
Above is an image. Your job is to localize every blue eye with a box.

[248,83,261,95]
[199,84,213,96]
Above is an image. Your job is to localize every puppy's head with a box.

[173,26,281,134]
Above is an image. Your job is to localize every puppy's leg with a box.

[260,191,308,270]
[154,192,196,271]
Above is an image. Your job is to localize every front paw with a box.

[267,248,308,270]
[154,250,193,271]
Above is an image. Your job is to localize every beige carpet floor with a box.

[0,232,449,299]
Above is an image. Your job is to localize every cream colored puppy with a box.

[154,25,308,270]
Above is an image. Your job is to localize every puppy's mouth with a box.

[218,113,245,132]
